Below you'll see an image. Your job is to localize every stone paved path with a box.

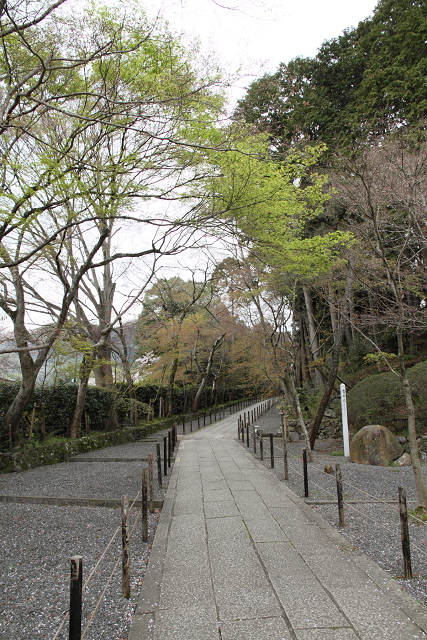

[129,406,427,640]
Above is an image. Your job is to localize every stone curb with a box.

[0,494,164,509]
[128,448,180,640]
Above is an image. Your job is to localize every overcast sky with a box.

[146,0,379,106]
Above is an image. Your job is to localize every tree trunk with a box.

[397,327,427,509]
[70,355,94,439]
[289,361,312,461]
[94,344,114,387]
[3,376,37,446]
[280,376,298,418]
[166,357,179,417]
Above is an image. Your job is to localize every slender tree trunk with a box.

[328,286,339,339]
[300,318,309,383]
[70,355,94,439]
[310,257,354,450]
[280,376,298,418]
[166,357,179,417]
[289,361,312,461]
[303,286,323,387]
[397,327,427,509]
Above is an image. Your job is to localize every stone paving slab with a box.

[129,403,427,640]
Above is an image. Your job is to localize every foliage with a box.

[235,0,427,149]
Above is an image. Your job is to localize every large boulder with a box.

[350,424,403,466]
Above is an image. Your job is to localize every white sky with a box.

[146,0,379,106]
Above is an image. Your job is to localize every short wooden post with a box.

[190,414,193,431]
[260,431,264,461]
[142,468,148,543]
[246,423,249,447]
[303,448,308,498]
[270,433,274,468]
[168,430,171,468]
[148,454,154,513]
[335,464,345,527]
[121,495,130,598]
[182,414,185,435]
[163,436,167,476]
[399,486,412,579]
[203,410,206,427]
[69,555,82,640]
[198,415,200,429]
[156,442,162,488]
[253,426,256,454]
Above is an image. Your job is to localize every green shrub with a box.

[347,360,427,430]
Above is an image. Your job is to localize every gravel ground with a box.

[0,432,176,640]
[248,405,427,608]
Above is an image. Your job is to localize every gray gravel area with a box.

[249,405,427,608]
[0,433,175,640]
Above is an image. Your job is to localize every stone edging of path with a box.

[129,444,427,639]
[0,494,164,509]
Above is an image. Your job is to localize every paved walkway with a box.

[129,407,427,640]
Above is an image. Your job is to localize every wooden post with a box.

[156,442,162,488]
[260,431,264,461]
[399,486,412,579]
[246,423,249,447]
[69,555,82,640]
[335,464,345,527]
[121,495,130,598]
[148,454,154,513]
[182,414,185,435]
[280,411,288,481]
[303,448,308,498]
[197,415,200,429]
[203,410,206,427]
[168,430,171,468]
[270,433,274,468]
[253,426,257,454]
[163,436,167,476]
[142,468,148,543]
